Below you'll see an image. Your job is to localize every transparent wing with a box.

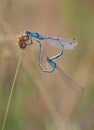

[56,65,84,94]
[42,37,78,50]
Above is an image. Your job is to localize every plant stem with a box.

[1,50,23,130]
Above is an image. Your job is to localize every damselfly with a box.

[17,30,78,72]
[17,30,84,93]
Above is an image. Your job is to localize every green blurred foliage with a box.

[60,1,94,129]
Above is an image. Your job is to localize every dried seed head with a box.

[17,32,29,49]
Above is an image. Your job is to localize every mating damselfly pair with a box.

[17,30,84,94]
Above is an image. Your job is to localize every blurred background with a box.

[0,0,94,130]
